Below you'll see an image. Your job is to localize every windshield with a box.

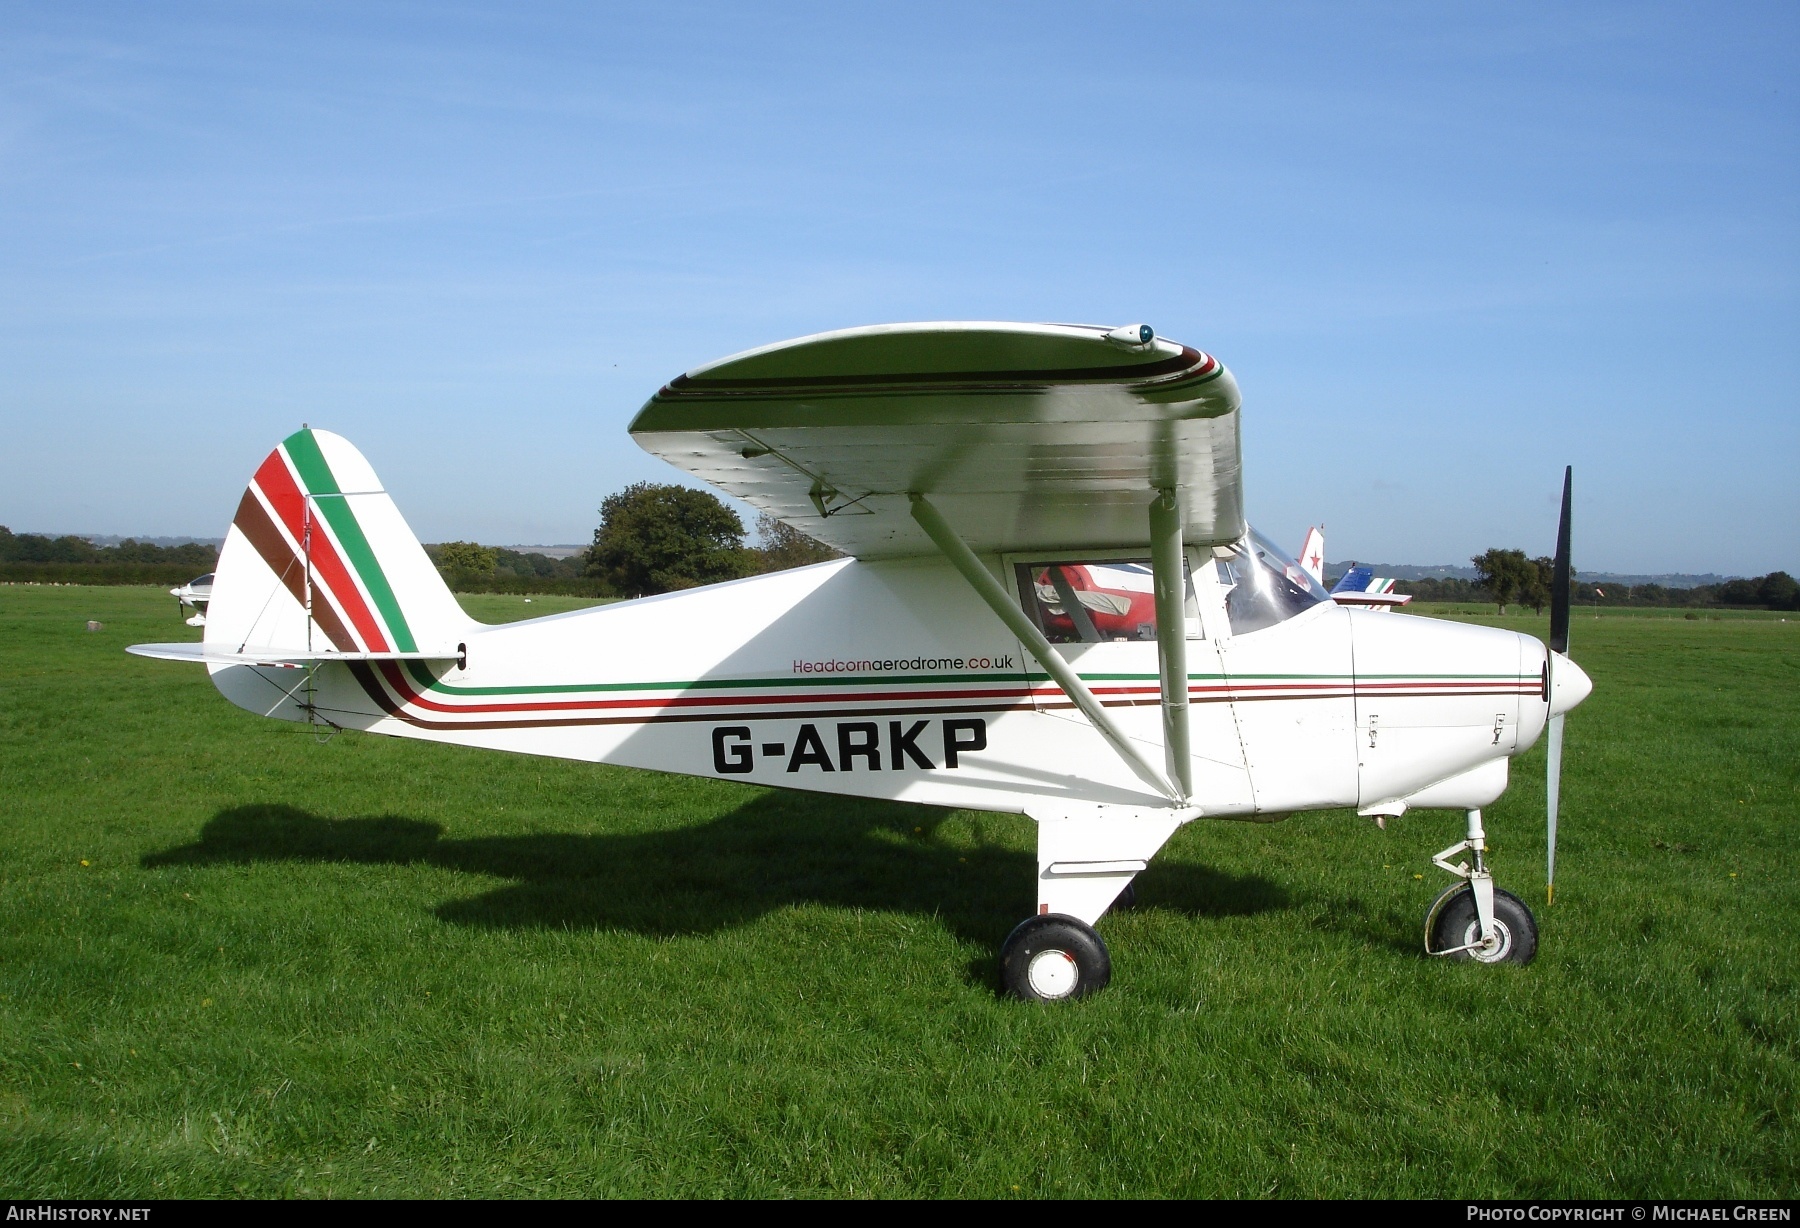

[1215,527,1331,635]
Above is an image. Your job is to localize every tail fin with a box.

[1297,526,1325,586]
[206,428,473,657]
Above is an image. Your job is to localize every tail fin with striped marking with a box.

[205,428,473,660]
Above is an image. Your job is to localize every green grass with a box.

[1,586,1794,1197]
[453,592,615,623]
[1408,600,1793,622]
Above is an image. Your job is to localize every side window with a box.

[1014,561,1194,644]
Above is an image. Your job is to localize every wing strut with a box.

[908,493,1183,805]
[1149,488,1193,801]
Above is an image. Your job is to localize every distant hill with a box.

[1324,561,1735,590]
[68,534,225,549]
[502,544,587,559]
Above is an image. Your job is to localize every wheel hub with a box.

[1461,918,1514,964]
[1026,949,1079,999]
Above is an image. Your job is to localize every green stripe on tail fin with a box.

[283,428,418,652]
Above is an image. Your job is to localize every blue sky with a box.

[2,3,1794,574]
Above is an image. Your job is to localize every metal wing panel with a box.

[630,322,1243,558]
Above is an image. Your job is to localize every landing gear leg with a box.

[1423,808,1538,965]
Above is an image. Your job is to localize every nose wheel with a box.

[1423,808,1539,965]
[1000,914,1111,1002]
[1425,883,1538,964]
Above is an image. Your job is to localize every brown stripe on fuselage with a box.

[233,488,357,652]
[343,659,1036,731]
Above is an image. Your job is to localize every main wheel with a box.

[1424,884,1538,965]
[1000,913,1111,1002]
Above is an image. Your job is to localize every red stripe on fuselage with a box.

[348,656,1534,728]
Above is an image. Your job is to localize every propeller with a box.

[1546,466,1572,905]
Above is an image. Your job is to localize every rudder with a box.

[206,428,473,657]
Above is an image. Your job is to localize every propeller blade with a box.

[1546,712,1563,905]
[1549,465,1572,655]
[1546,465,1572,904]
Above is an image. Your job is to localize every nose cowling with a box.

[1549,651,1592,716]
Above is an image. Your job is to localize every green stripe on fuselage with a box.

[400,667,1514,698]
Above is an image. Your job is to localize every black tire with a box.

[1424,884,1538,965]
[1000,913,1111,1002]
[1113,881,1138,910]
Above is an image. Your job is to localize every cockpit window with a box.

[1015,560,1194,644]
[1214,528,1330,635]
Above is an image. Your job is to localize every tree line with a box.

[0,481,839,596]
[8,504,1791,612]
[0,526,219,585]
[1394,547,1797,612]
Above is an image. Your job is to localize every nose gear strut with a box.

[1422,808,1539,964]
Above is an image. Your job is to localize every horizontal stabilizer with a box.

[128,642,462,668]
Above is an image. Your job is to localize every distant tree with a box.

[0,531,100,564]
[752,513,842,572]
[1521,555,1556,614]
[433,541,499,574]
[588,482,754,596]
[1395,576,1486,603]
[1472,548,1534,614]
[1718,578,1761,606]
[97,538,217,566]
[0,527,219,569]
[1758,571,1798,611]
[488,547,586,581]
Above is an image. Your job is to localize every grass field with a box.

[1,585,1794,1197]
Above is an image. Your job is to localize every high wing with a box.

[629,322,1242,557]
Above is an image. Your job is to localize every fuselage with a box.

[212,551,1556,822]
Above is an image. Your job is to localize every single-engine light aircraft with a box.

[130,322,1592,1001]
[171,572,214,626]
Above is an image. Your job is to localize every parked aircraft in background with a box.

[1330,566,1414,612]
[128,323,1590,1001]
[1297,526,1326,586]
[1295,526,1413,612]
[171,573,214,627]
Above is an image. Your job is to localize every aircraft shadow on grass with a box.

[144,793,1289,953]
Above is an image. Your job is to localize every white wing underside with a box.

[630,322,1245,558]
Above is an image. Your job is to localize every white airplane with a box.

[170,572,215,626]
[128,322,1592,1001]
